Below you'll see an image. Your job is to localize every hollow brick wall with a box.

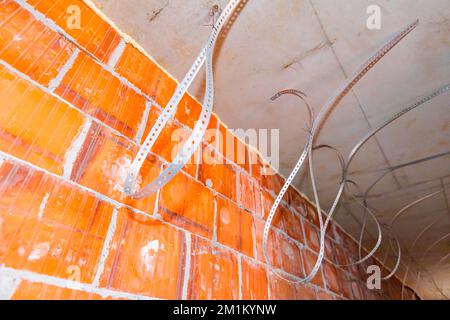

[0,0,417,300]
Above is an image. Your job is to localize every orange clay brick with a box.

[287,186,308,216]
[199,146,237,202]
[281,209,304,244]
[264,191,304,244]
[174,94,202,129]
[187,237,239,300]
[296,284,318,300]
[216,195,254,257]
[115,44,176,106]
[302,248,325,288]
[0,162,48,216]
[333,243,348,267]
[27,0,121,63]
[303,220,320,253]
[316,289,335,300]
[268,271,316,300]
[323,262,341,294]
[55,52,146,140]
[261,171,285,195]
[159,172,214,238]
[241,257,268,300]
[141,107,192,163]
[239,172,262,216]
[0,65,85,175]
[0,1,76,86]
[218,123,249,171]
[249,148,264,181]
[262,190,284,230]
[267,271,297,299]
[337,271,353,299]
[99,208,186,299]
[253,217,277,264]
[253,218,303,278]
[0,162,113,283]
[70,123,161,215]
[11,281,109,300]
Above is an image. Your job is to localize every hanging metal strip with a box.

[124,0,243,197]
[263,20,419,284]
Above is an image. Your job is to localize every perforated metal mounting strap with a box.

[124,0,243,197]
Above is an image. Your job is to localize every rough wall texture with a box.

[0,0,417,300]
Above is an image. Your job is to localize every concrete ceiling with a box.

[92,0,450,299]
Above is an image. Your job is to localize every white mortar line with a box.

[92,207,119,287]
[238,254,243,300]
[212,197,218,243]
[106,39,126,69]
[135,100,152,144]
[63,118,92,179]
[37,192,50,219]
[48,48,79,91]
[0,273,21,300]
[0,266,155,300]
[181,233,191,300]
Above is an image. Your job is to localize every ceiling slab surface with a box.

[92,0,450,299]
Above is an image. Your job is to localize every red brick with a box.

[302,248,325,288]
[216,196,254,257]
[199,146,237,202]
[286,186,308,216]
[71,123,161,215]
[316,289,334,300]
[0,162,48,216]
[159,172,214,238]
[27,0,121,63]
[268,271,297,299]
[115,44,176,106]
[0,65,85,174]
[99,209,186,299]
[56,52,147,140]
[217,123,249,171]
[268,271,316,300]
[0,1,77,86]
[0,162,113,283]
[262,190,284,230]
[303,221,320,252]
[241,258,268,300]
[281,209,304,244]
[323,262,341,294]
[261,172,285,195]
[254,218,303,278]
[174,94,202,129]
[249,148,264,181]
[187,237,239,300]
[239,172,262,216]
[11,281,109,300]
[142,107,191,163]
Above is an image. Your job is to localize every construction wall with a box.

[0,0,415,300]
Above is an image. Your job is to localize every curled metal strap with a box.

[263,20,419,283]
[381,230,402,280]
[314,82,450,280]
[401,215,443,299]
[388,190,444,228]
[124,0,243,196]
[265,20,419,284]
[262,89,314,282]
